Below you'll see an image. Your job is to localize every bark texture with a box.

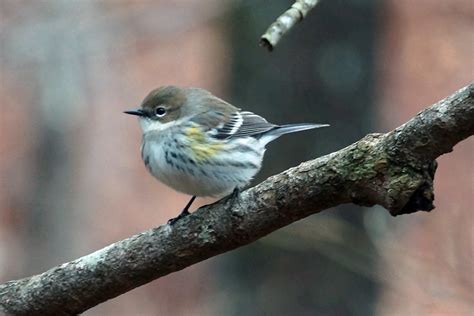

[0,84,472,315]
[260,0,320,51]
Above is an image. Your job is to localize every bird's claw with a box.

[229,187,240,199]
[167,210,190,225]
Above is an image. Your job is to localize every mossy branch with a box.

[0,84,472,315]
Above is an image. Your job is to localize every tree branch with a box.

[260,0,321,51]
[1,84,473,315]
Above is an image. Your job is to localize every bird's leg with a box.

[216,187,241,205]
[229,187,240,199]
[168,189,240,225]
[168,196,196,225]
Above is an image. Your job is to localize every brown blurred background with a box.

[0,0,472,315]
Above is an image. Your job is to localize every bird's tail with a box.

[260,123,329,145]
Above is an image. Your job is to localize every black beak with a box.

[124,109,145,117]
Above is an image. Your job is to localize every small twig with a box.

[260,0,320,51]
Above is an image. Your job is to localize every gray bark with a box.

[0,84,472,315]
[260,0,321,51]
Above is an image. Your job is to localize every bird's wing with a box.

[191,110,276,139]
[203,111,276,140]
[189,93,277,140]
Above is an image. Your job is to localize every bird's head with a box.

[124,85,190,134]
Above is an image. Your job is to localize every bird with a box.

[125,86,329,224]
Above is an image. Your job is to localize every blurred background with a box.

[0,0,472,315]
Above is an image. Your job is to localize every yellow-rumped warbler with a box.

[125,86,329,224]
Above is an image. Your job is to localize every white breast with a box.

[141,134,265,197]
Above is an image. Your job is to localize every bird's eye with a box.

[154,106,167,117]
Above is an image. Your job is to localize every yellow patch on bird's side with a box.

[185,126,224,161]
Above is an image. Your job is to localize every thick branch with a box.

[0,84,473,315]
[260,0,320,51]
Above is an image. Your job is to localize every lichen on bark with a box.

[0,84,472,316]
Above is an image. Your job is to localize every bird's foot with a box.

[167,196,196,225]
[229,187,240,200]
[167,209,190,225]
